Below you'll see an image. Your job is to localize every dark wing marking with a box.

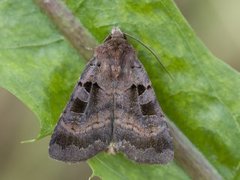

[49,58,113,162]
[113,59,174,164]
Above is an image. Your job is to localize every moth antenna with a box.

[124,33,173,80]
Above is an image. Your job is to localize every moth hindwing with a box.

[49,27,174,164]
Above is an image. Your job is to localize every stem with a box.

[167,119,222,180]
[35,0,97,60]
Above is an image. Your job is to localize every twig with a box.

[167,119,222,179]
[35,0,97,60]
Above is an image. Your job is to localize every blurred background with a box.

[0,0,239,180]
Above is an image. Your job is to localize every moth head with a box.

[104,27,127,42]
[111,27,124,38]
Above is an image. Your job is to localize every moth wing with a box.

[49,58,113,162]
[113,59,174,164]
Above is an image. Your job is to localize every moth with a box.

[49,27,174,164]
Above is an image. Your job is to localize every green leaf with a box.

[0,0,86,138]
[0,0,239,179]
[88,153,188,180]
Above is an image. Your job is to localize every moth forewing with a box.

[49,27,174,164]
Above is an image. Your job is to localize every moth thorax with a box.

[111,64,121,78]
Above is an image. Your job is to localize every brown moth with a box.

[49,27,174,164]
